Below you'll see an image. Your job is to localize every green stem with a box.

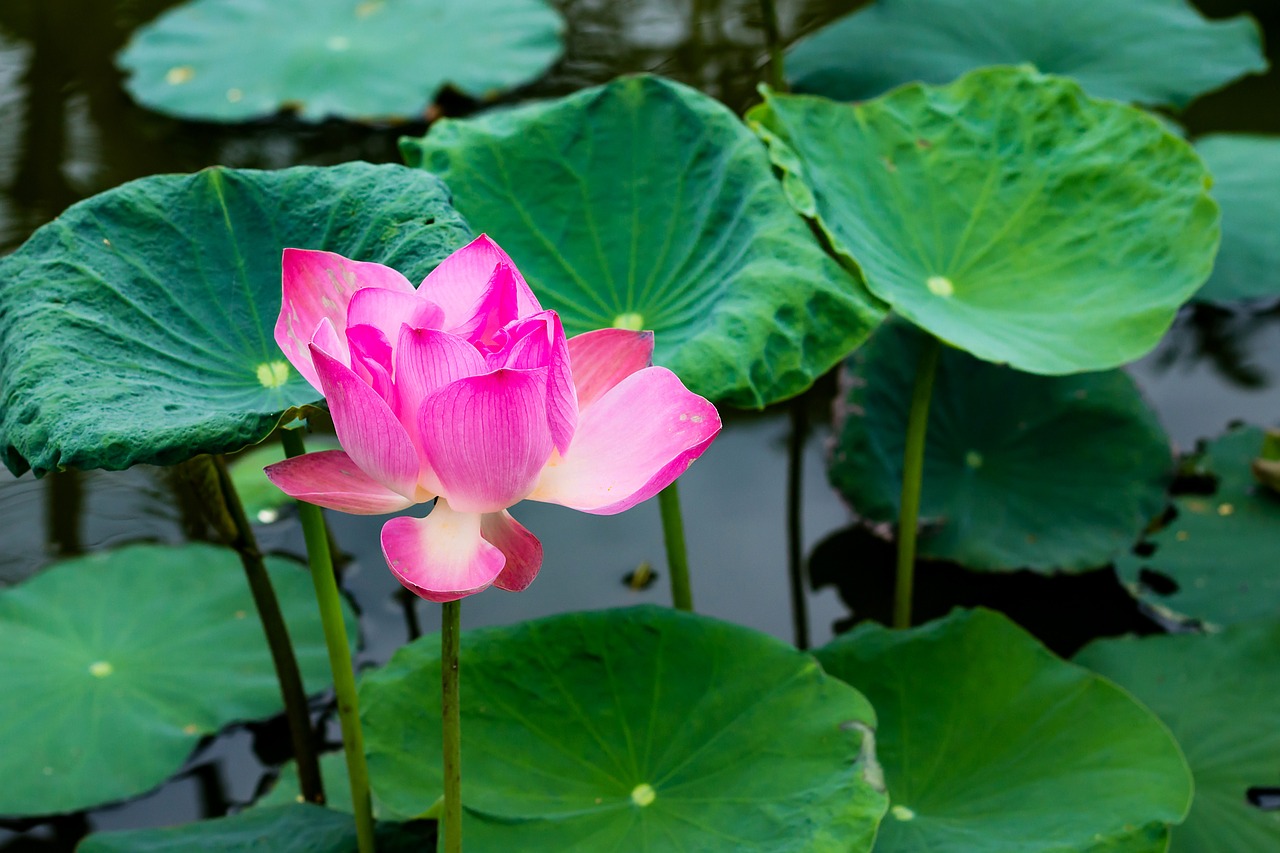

[758,0,786,91]
[894,334,942,629]
[786,396,810,650]
[210,455,324,804]
[280,428,375,853]
[658,482,694,611]
[442,599,463,853]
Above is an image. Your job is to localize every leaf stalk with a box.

[894,333,941,629]
[280,428,375,853]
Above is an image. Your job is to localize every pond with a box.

[1,0,1279,850]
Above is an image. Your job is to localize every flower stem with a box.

[658,482,694,611]
[441,599,463,853]
[280,428,375,853]
[758,0,787,91]
[786,396,810,649]
[209,454,324,804]
[894,334,942,629]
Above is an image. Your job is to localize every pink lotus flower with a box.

[265,236,720,601]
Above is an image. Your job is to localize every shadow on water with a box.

[808,525,1165,659]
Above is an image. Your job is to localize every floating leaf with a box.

[402,74,885,407]
[816,608,1193,852]
[362,606,887,851]
[79,804,430,852]
[1117,425,1280,627]
[748,66,1219,375]
[1195,135,1280,303]
[0,162,471,476]
[0,543,355,817]
[1077,622,1280,850]
[118,0,563,122]
[787,0,1265,108]
[829,321,1172,572]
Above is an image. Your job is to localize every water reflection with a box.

[0,465,189,586]
[1130,306,1280,448]
[1149,303,1280,389]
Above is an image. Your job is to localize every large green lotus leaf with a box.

[79,804,430,852]
[786,0,1264,108]
[747,66,1219,375]
[117,0,563,122]
[829,321,1173,572]
[1195,135,1280,303]
[362,606,888,851]
[1117,425,1280,627]
[0,162,471,476]
[816,608,1193,852]
[0,542,356,817]
[1076,623,1280,851]
[402,74,885,408]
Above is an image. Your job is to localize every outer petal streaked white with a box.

[381,499,505,602]
[276,248,415,392]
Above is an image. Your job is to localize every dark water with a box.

[1,0,1279,848]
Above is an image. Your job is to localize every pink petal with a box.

[310,317,345,361]
[418,368,554,514]
[421,235,541,330]
[567,329,655,410]
[528,367,720,515]
[449,262,527,347]
[490,312,577,454]
[346,325,394,403]
[264,450,419,515]
[276,249,413,392]
[381,500,505,602]
[312,344,421,501]
[393,327,487,450]
[483,510,543,592]
[347,287,444,343]
[488,312,552,371]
